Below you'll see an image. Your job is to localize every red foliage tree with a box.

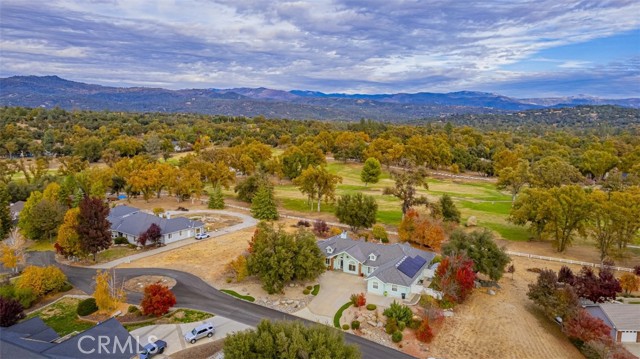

[435,254,476,304]
[634,265,640,276]
[0,297,25,327]
[77,196,112,261]
[138,223,162,247]
[350,292,366,307]
[574,266,621,303]
[557,266,575,285]
[563,310,612,344]
[415,319,434,343]
[141,283,177,317]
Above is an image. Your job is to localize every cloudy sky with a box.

[1,0,639,98]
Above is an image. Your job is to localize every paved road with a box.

[30,252,414,359]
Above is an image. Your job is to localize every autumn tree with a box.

[335,193,377,231]
[360,157,382,186]
[530,156,583,188]
[443,229,510,281]
[141,283,177,317]
[235,172,269,202]
[398,209,445,250]
[18,190,43,240]
[579,149,619,181]
[574,265,621,303]
[54,207,84,259]
[509,187,552,241]
[247,223,324,294]
[251,185,279,221]
[313,219,330,238]
[226,255,249,282]
[527,269,579,321]
[280,142,326,180]
[293,165,342,212]
[138,223,162,247]
[208,183,225,209]
[0,229,25,273]
[384,169,429,216]
[0,297,25,327]
[438,194,460,223]
[434,254,475,304]
[93,270,125,312]
[169,167,203,202]
[496,159,531,200]
[415,319,434,343]
[619,273,639,295]
[19,196,65,242]
[224,320,360,359]
[563,310,611,345]
[77,196,112,261]
[558,266,576,285]
[16,265,67,298]
[371,224,388,243]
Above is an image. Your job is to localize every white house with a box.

[318,232,436,299]
[108,205,205,245]
[585,304,640,343]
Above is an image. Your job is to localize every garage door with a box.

[621,331,637,343]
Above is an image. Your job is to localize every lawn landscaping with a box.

[220,289,256,302]
[333,302,353,328]
[26,240,55,252]
[311,284,320,296]
[27,297,94,336]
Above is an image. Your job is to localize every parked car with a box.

[139,340,167,359]
[195,233,210,240]
[184,322,215,344]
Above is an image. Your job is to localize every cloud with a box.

[0,0,639,97]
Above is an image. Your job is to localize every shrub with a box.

[127,305,140,314]
[60,282,73,292]
[329,227,343,237]
[372,224,388,243]
[391,330,403,343]
[141,283,177,317]
[303,289,310,295]
[14,287,36,309]
[77,298,98,316]
[313,220,330,237]
[351,320,360,330]
[0,297,25,327]
[297,220,311,227]
[431,255,442,264]
[306,285,312,290]
[366,303,377,311]
[226,255,249,282]
[350,292,366,307]
[383,301,412,323]
[114,237,129,245]
[16,265,67,297]
[416,320,434,343]
[342,324,350,330]
[385,318,398,334]
[408,317,422,330]
[397,321,406,331]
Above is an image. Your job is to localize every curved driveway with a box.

[29,252,413,359]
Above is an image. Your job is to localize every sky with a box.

[1,0,639,98]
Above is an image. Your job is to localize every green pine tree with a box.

[251,185,279,220]
[208,183,225,209]
[439,194,461,223]
[360,157,382,186]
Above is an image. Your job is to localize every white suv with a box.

[195,233,210,240]
[184,322,215,344]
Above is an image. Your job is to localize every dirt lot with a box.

[427,256,586,359]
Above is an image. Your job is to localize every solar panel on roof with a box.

[397,255,427,278]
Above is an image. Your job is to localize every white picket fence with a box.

[506,251,634,273]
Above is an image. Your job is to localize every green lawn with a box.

[27,241,55,252]
[27,297,94,336]
[220,289,255,302]
[95,247,137,263]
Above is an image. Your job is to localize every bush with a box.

[350,292,366,307]
[381,237,389,243]
[372,224,388,242]
[313,220,330,237]
[329,227,343,237]
[342,324,350,330]
[408,317,422,330]
[383,301,412,323]
[297,220,311,227]
[351,320,360,330]
[60,282,73,292]
[385,318,398,334]
[397,321,406,331]
[391,330,403,343]
[127,305,140,314]
[366,303,377,311]
[303,289,310,295]
[416,320,434,343]
[306,285,312,290]
[0,285,36,309]
[0,297,25,327]
[77,298,98,316]
[16,265,68,297]
[114,236,129,245]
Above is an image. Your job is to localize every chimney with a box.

[340,231,347,239]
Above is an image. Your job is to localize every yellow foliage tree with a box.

[620,273,640,295]
[93,270,126,312]
[16,265,67,297]
[55,208,83,258]
[0,229,25,273]
[227,255,248,282]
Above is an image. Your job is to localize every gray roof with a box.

[109,206,204,237]
[10,201,25,217]
[318,233,435,286]
[0,317,141,359]
[594,304,640,331]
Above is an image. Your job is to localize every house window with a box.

[326,246,333,254]
[348,262,356,272]
[168,234,172,239]
[391,285,398,292]
[180,231,182,236]
[372,282,378,289]
[369,254,376,261]
[325,258,330,265]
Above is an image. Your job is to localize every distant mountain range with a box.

[1,75,638,121]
